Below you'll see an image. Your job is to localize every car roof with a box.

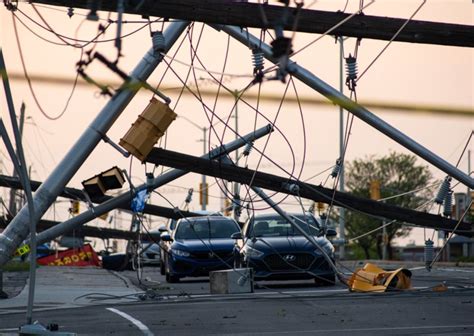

[178,215,235,222]
[192,210,223,216]
[252,212,316,219]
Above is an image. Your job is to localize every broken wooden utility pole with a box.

[0,217,167,241]
[0,174,202,219]
[30,0,474,47]
[146,148,473,236]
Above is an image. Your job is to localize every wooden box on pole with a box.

[120,98,177,161]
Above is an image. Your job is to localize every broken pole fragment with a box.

[146,148,473,236]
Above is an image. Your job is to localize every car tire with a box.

[314,273,336,286]
[166,272,180,283]
[165,258,180,283]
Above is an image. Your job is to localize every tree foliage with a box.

[345,152,433,259]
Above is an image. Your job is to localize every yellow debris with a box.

[348,263,412,292]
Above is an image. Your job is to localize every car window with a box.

[175,218,240,240]
[249,214,321,237]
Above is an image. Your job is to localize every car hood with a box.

[247,236,334,255]
[172,238,235,252]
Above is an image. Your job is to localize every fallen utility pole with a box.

[32,124,273,246]
[30,0,474,48]
[146,148,473,236]
[0,21,190,267]
[0,217,165,241]
[220,25,474,190]
[0,174,201,220]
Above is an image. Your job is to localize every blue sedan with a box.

[161,216,241,283]
[234,213,337,285]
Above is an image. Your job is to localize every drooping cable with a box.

[12,13,81,121]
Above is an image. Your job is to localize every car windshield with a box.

[249,214,321,237]
[175,218,239,240]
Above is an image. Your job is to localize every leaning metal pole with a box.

[1,49,38,323]
[0,21,190,266]
[219,25,474,189]
[34,124,274,245]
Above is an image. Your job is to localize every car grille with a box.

[264,253,315,271]
[191,251,233,260]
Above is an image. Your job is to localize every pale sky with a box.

[0,1,473,248]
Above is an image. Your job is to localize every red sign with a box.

[37,244,101,267]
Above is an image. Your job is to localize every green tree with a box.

[345,152,433,259]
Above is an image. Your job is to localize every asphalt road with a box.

[1,288,473,335]
[1,266,473,335]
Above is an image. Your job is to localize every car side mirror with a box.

[160,233,173,242]
[231,232,242,240]
[326,228,337,237]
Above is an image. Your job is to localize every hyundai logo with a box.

[284,254,296,262]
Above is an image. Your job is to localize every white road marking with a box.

[439,267,474,273]
[106,307,154,336]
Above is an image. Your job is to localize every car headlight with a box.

[243,245,264,258]
[171,248,190,257]
[314,245,335,257]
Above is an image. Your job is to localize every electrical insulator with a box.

[185,188,193,204]
[243,142,253,157]
[151,31,166,53]
[330,159,342,178]
[435,176,451,204]
[345,54,358,91]
[443,190,453,217]
[424,239,434,271]
[251,48,264,74]
[86,0,99,21]
[67,7,74,18]
[270,36,293,59]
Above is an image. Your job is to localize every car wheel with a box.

[165,258,180,283]
[314,273,336,286]
[165,271,180,283]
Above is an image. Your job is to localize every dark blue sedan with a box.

[161,216,241,283]
[234,213,337,285]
